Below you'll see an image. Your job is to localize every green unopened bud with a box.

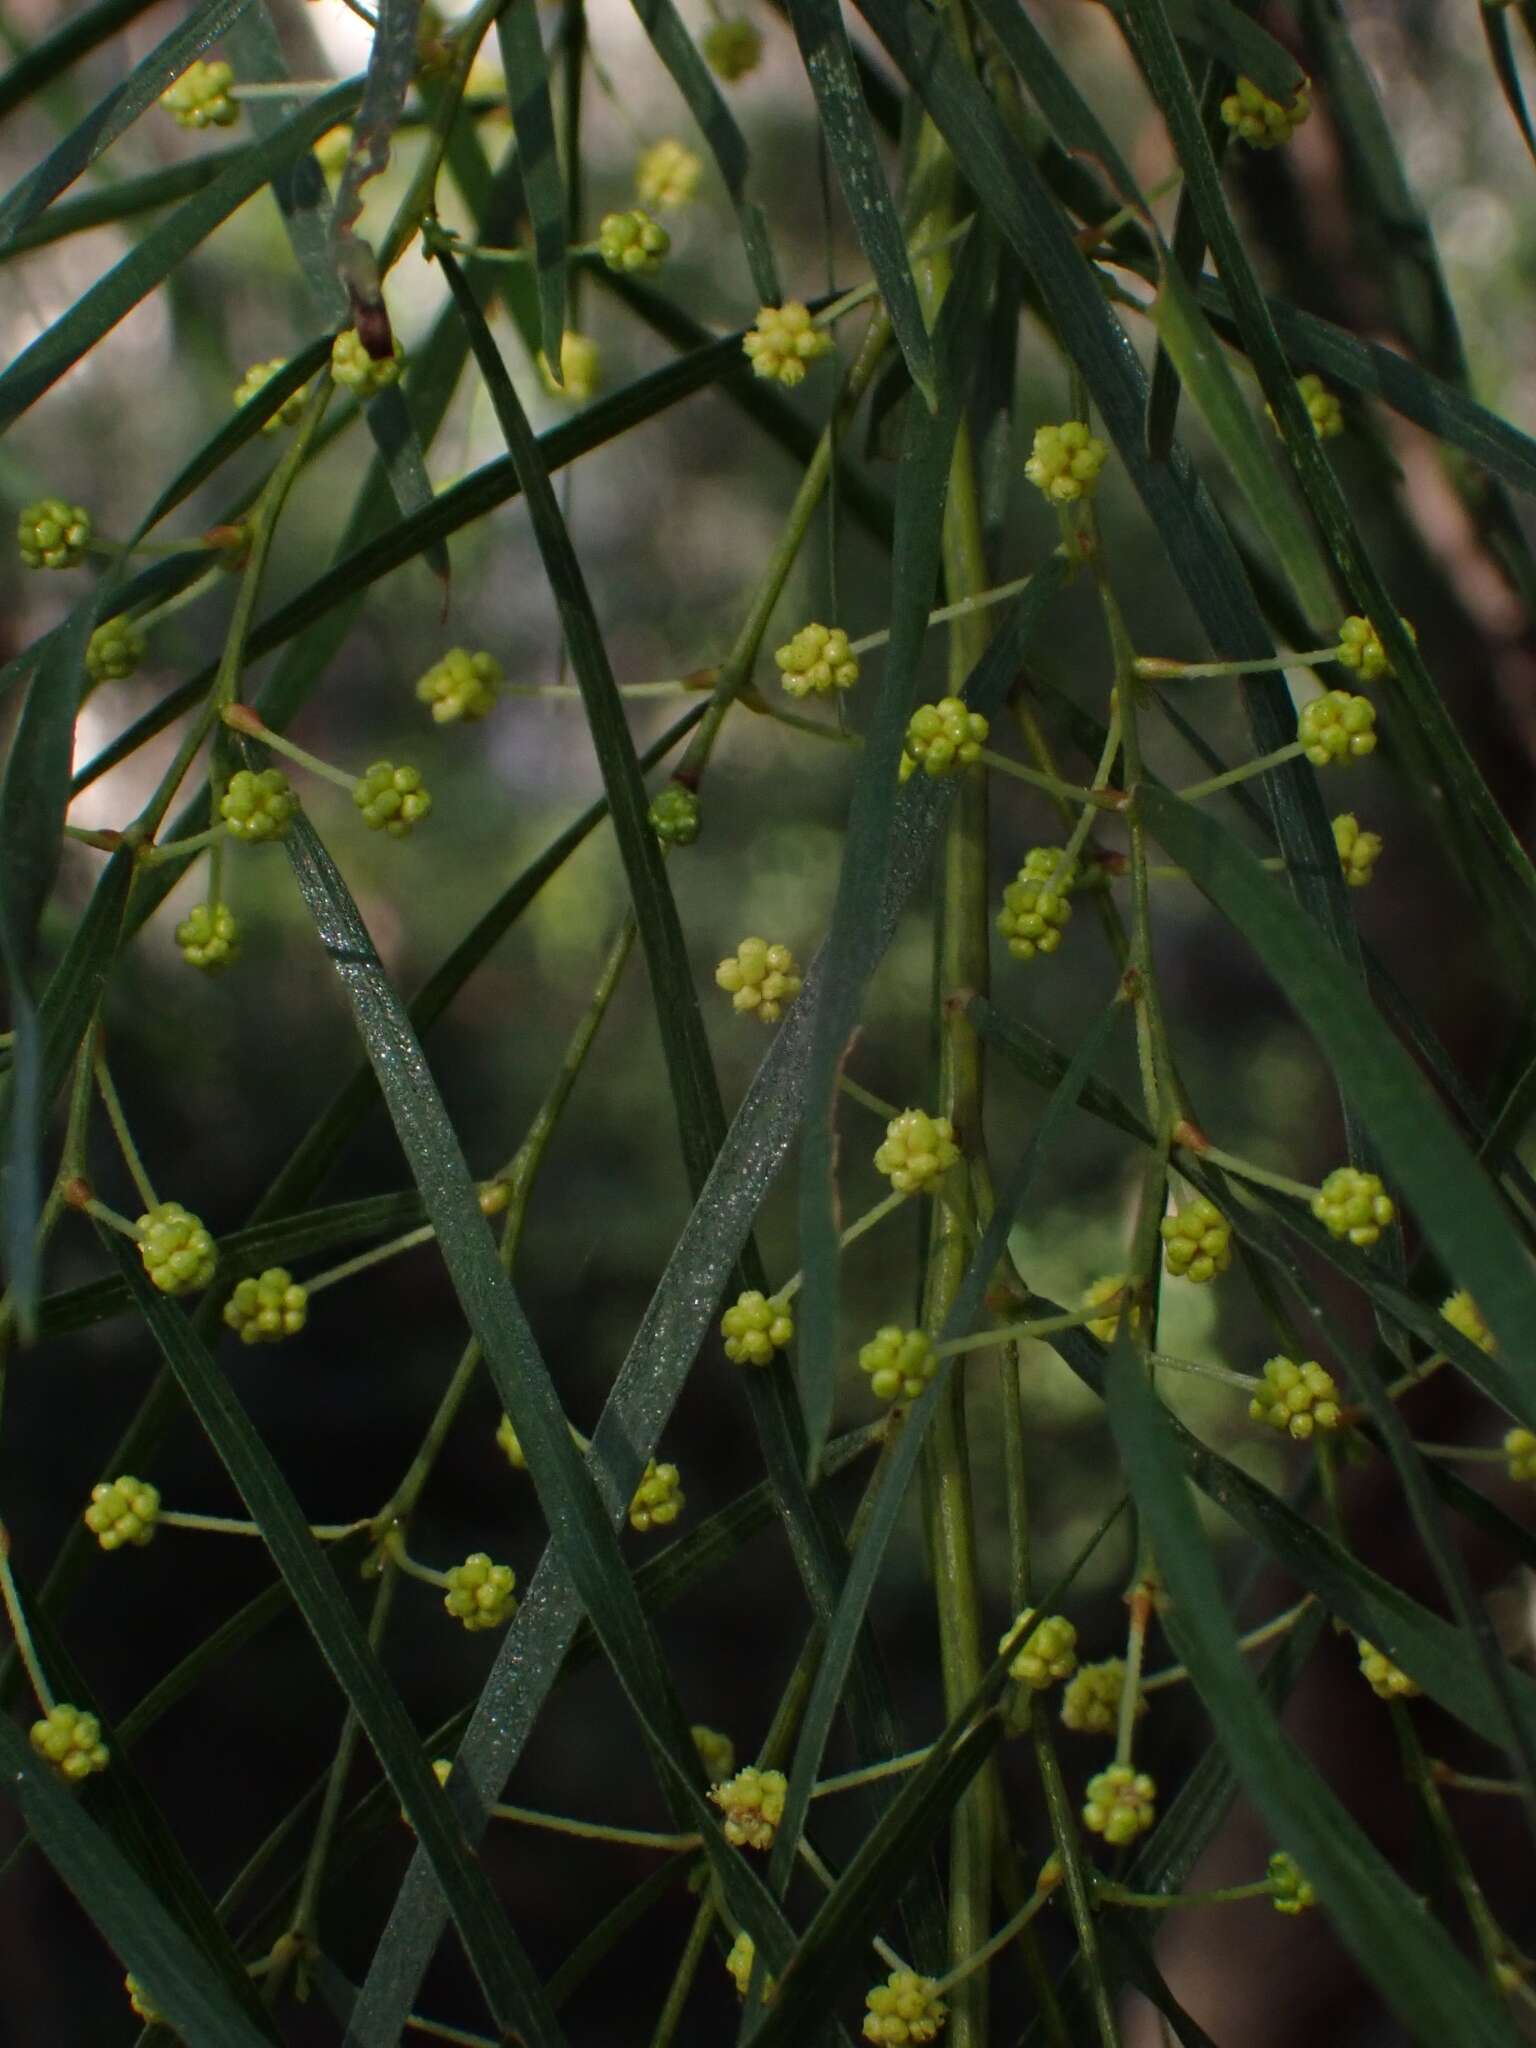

[857,1325,936,1404]
[19,497,92,570]
[331,328,405,401]
[1024,420,1109,505]
[233,358,305,432]
[1312,1165,1393,1246]
[1219,74,1310,149]
[702,17,763,80]
[137,1202,216,1295]
[597,208,669,274]
[415,647,501,724]
[1298,691,1377,766]
[86,616,147,682]
[161,59,238,129]
[901,696,989,780]
[774,620,858,697]
[354,761,430,836]
[649,783,700,845]
[874,1109,959,1194]
[443,1552,517,1631]
[1083,1764,1156,1845]
[743,303,832,387]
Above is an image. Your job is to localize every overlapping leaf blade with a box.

[0,79,362,434]
[1105,1353,1517,2048]
[102,1228,566,2044]
[0,0,257,247]
[0,1716,274,2048]
[1139,783,1536,1407]
[785,0,935,407]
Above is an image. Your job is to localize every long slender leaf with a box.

[497,0,566,364]
[100,1228,566,2047]
[1139,783,1536,1410]
[1150,236,1334,623]
[1192,277,1536,503]
[71,325,754,797]
[626,0,779,304]
[0,78,361,435]
[0,0,257,248]
[0,0,159,123]
[0,1715,274,2048]
[14,1590,282,2041]
[1481,0,1536,169]
[0,576,116,1322]
[230,6,449,580]
[753,1721,1001,2048]
[1095,0,1302,101]
[796,221,989,1470]
[35,1188,427,1339]
[772,998,1127,1903]
[0,150,242,259]
[276,810,810,2046]
[1118,0,1536,953]
[341,552,1075,2047]
[785,0,935,408]
[1104,1353,1518,2048]
[853,0,1367,1007]
[436,239,723,1190]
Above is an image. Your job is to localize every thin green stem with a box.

[1435,1768,1523,1798]
[376,1531,450,1590]
[1141,1597,1314,1693]
[79,1195,142,1241]
[795,1837,907,1971]
[1146,857,1286,879]
[221,711,357,794]
[648,1894,715,2048]
[978,748,1120,807]
[847,570,1037,657]
[1115,1568,1155,1769]
[932,1304,1108,1361]
[1031,1716,1122,2048]
[157,1511,369,1540]
[1095,1878,1274,1910]
[131,563,224,635]
[404,2018,499,2048]
[1076,166,1183,250]
[812,219,976,332]
[92,1042,158,1211]
[1417,1442,1510,1465]
[136,824,227,866]
[1176,740,1307,804]
[1393,1701,1516,1988]
[304,1224,438,1296]
[773,1188,910,1305]
[675,306,894,784]
[128,376,332,847]
[1185,1142,1317,1204]
[1058,708,1126,889]
[288,1569,398,1948]
[488,1801,702,1852]
[838,1074,901,1121]
[1145,1349,1259,1395]
[812,1745,933,1798]
[0,1527,52,1712]
[1135,646,1339,681]
[930,1873,1061,1997]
